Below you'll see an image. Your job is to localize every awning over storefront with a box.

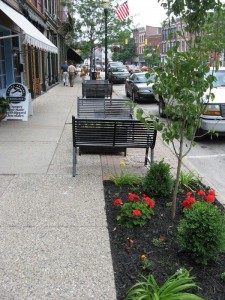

[67,48,82,63]
[0,0,58,54]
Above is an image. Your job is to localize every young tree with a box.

[136,0,225,219]
[61,0,133,69]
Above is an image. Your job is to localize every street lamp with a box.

[102,0,109,80]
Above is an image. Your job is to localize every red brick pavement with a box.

[100,134,189,181]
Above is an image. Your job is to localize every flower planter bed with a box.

[104,181,225,300]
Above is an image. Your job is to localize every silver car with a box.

[155,67,225,136]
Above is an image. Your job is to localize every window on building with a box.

[48,0,56,15]
[0,32,6,89]
[30,0,43,13]
[12,33,21,83]
[37,0,43,13]
[45,0,48,11]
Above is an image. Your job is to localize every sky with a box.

[125,0,168,27]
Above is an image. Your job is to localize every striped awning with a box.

[0,0,58,54]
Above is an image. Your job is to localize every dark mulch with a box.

[103,181,225,300]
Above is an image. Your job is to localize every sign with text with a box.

[5,83,29,121]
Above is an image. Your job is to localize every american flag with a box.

[115,1,129,22]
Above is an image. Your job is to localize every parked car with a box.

[126,64,140,74]
[108,65,130,83]
[125,72,155,102]
[108,61,124,70]
[155,67,225,137]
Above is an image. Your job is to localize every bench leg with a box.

[72,147,77,177]
[145,147,154,165]
[151,148,154,164]
[145,148,148,165]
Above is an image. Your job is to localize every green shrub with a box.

[177,202,225,265]
[125,268,204,300]
[143,160,174,197]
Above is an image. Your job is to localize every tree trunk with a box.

[171,132,184,219]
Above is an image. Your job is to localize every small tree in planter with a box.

[0,97,10,120]
[135,0,225,219]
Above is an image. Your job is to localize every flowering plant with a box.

[114,193,155,228]
[182,189,216,209]
[140,254,153,271]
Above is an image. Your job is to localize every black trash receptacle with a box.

[91,71,97,80]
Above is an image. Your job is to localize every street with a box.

[113,82,225,202]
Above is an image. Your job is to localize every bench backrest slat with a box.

[82,80,113,98]
[77,97,133,119]
[72,116,157,149]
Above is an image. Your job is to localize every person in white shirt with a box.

[67,61,77,87]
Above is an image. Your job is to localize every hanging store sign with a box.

[5,83,29,121]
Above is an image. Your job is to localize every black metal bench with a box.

[82,80,113,98]
[72,116,157,177]
[77,97,133,119]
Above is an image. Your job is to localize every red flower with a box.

[128,193,140,202]
[208,190,215,196]
[144,197,155,209]
[206,194,215,203]
[114,198,123,206]
[187,192,192,197]
[132,210,142,217]
[197,190,206,197]
[182,197,196,209]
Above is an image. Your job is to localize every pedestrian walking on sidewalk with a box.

[61,60,68,86]
[80,65,88,80]
[68,61,77,87]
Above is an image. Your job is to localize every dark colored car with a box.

[108,66,130,83]
[125,72,155,102]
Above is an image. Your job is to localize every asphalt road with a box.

[113,82,225,204]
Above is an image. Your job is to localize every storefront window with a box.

[12,33,21,83]
[0,32,6,89]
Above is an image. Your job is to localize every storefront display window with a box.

[0,32,6,89]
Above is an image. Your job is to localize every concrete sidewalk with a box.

[0,76,117,299]
[0,75,217,299]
